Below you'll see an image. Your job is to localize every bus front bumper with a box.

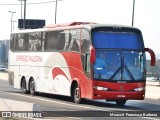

[92,90,145,100]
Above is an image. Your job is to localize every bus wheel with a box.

[115,100,127,106]
[21,78,28,94]
[72,84,82,104]
[29,79,36,95]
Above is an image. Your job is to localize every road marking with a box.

[2,91,106,111]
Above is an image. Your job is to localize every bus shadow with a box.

[7,89,160,111]
[34,92,153,111]
[36,92,72,102]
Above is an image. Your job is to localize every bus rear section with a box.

[88,26,156,105]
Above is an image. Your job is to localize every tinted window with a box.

[45,29,81,52]
[64,29,80,52]
[29,32,43,51]
[10,29,82,52]
[10,34,16,51]
[45,31,59,50]
[81,29,90,54]
[14,33,29,51]
[93,32,144,49]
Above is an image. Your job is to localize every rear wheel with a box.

[71,84,82,104]
[115,100,127,106]
[21,78,28,94]
[29,78,36,95]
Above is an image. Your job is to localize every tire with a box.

[29,79,36,95]
[115,100,127,106]
[21,78,28,94]
[71,84,82,104]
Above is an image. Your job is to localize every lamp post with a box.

[55,0,63,24]
[23,0,27,29]
[55,0,58,24]
[9,11,16,32]
[12,21,17,31]
[18,0,26,29]
[18,0,23,19]
[132,0,135,27]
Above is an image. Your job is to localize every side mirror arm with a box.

[144,48,156,66]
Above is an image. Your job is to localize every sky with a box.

[0,0,160,54]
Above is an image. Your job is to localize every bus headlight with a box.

[134,87,145,91]
[94,86,108,91]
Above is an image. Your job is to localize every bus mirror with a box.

[145,48,156,66]
[90,46,96,63]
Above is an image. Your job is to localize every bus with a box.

[8,22,156,106]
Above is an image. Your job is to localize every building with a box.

[0,40,9,66]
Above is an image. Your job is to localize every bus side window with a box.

[81,29,90,54]
[64,32,72,50]
[68,29,80,52]
[81,39,90,54]
[23,33,29,51]
[57,32,65,50]
[10,34,15,51]
[15,34,24,51]
[29,32,42,51]
[45,31,59,51]
[85,53,91,78]
[69,39,79,52]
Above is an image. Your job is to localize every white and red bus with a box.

[8,22,156,105]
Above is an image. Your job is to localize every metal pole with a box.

[55,0,57,24]
[11,13,13,32]
[18,0,23,19]
[23,0,27,29]
[9,11,16,32]
[13,21,17,31]
[132,0,135,27]
[21,0,22,19]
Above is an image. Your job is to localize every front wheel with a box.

[72,85,82,104]
[115,100,127,106]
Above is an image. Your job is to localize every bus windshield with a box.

[94,50,146,81]
[92,31,146,81]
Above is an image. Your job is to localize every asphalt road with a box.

[0,80,160,120]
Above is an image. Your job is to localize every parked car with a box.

[0,65,7,72]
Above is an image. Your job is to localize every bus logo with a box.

[120,86,124,91]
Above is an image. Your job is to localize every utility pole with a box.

[55,0,58,24]
[12,21,17,31]
[54,0,63,24]
[132,0,135,27]
[18,0,23,19]
[23,0,27,29]
[9,11,16,32]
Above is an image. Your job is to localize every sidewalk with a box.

[145,80,160,100]
[0,72,8,81]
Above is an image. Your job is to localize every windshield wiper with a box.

[109,64,135,80]
[123,63,135,80]
[110,66,122,80]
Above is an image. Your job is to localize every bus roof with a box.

[11,22,140,34]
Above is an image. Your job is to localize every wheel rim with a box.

[22,80,26,91]
[74,87,80,101]
[30,81,34,92]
